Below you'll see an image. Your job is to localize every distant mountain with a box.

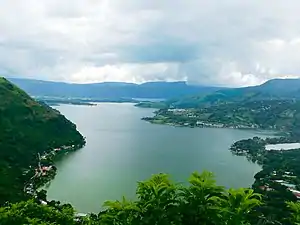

[164,78,300,108]
[7,78,222,100]
[0,77,84,204]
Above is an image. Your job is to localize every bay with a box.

[46,103,271,213]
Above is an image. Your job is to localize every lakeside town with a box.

[258,171,300,199]
[24,144,83,198]
[143,108,261,129]
[142,100,300,133]
[230,136,300,204]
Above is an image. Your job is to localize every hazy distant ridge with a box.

[8,78,222,99]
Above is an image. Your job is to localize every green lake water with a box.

[46,103,271,213]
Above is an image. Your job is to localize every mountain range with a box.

[8,78,221,100]
[7,77,300,108]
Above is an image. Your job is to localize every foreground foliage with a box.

[0,200,77,225]
[1,171,299,225]
[99,171,265,225]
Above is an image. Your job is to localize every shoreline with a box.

[230,135,300,200]
[24,142,85,199]
[142,117,283,135]
[143,116,300,196]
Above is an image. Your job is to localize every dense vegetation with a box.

[1,171,300,225]
[0,78,85,204]
[230,136,300,223]
[200,100,300,132]
[143,100,300,133]
[134,101,168,109]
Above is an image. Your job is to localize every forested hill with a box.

[0,77,85,204]
[163,78,300,108]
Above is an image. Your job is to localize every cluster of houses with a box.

[195,121,224,128]
[167,109,198,118]
[166,109,260,129]
[259,171,300,199]
[41,166,53,176]
[180,120,258,129]
[54,145,75,151]
[24,144,77,195]
[167,108,188,114]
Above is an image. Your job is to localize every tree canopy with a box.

[1,171,299,225]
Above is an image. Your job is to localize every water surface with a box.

[46,103,270,213]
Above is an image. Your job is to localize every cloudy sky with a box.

[1,1,300,87]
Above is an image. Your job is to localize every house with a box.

[283,171,296,178]
[41,166,52,172]
[272,171,277,176]
[274,180,284,183]
[274,180,297,189]
[259,185,273,191]
[41,200,47,205]
[288,188,300,199]
[196,121,203,125]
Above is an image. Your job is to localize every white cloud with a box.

[1,1,300,86]
[68,62,183,84]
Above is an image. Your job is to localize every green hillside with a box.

[0,77,85,204]
[164,78,300,108]
[144,99,300,136]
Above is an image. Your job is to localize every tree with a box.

[0,199,77,225]
[217,188,262,225]
[287,201,300,225]
[100,196,139,225]
[36,189,47,202]
[180,171,224,224]
[101,173,181,225]
[1,171,298,224]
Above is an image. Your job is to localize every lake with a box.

[46,103,271,213]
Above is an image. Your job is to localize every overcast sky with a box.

[1,1,300,87]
